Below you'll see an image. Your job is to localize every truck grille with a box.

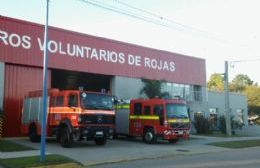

[80,114,115,125]
[170,123,190,129]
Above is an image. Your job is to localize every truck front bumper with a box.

[162,129,190,140]
[78,126,114,140]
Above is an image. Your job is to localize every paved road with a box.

[91,146,260,168]
[7,136,228,166]
[7,134,260,167]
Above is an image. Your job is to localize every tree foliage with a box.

[208,73,260,115]
[229,74,254,92]
[244,86,260,115]
[140,79,170,98]
[207,73,224,91]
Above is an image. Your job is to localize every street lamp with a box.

[40,0,50,162]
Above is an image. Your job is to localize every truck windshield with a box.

[80,92,113,110]
[166,103,189,119]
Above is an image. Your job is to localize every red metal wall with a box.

[3,64,51,137]
[0,16,206,86]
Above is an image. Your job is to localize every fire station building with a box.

[0,16,247,137]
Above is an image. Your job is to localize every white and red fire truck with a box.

[115,98,190,144]
[21,89,115,147]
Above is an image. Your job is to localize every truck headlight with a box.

[109,128,113,134]
[78,116,82,123]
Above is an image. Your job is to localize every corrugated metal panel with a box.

[3,64,51,137]
[0,62,4,110]
[0,16,206,86]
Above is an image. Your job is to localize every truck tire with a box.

[60,127,73,148]
[143,128,157,144]
[56,132,61,143]
[113,133,118,139]
[168,139,179,144]
[29,124,40,142]
[95,138,107,146]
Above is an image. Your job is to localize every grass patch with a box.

[0,139,34,152]
[0,154,81,168]
[208,139,260,148]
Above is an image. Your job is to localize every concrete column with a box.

[243,108,249,126]
[0,62,4,111]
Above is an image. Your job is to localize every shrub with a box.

[231,117,244,130]
[219,115,226,134]
[194,115,212,134]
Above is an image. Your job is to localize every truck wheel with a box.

[95,138,107,146]
[143,128,157,144]
[60,127,73,148]
[113,133,118,139]
[29,125,40,142]
[168,139,179,144]
[56,131,61,142]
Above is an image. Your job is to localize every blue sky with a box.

[1,0,260,83]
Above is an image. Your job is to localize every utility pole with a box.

[224,61,232,136]
[40,0,49,162]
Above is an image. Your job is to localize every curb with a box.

[0,150,51,159]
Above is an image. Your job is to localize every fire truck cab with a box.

[21,89,115,147]
[115,98,190,144]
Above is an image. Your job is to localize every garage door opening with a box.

[51,69,112,93]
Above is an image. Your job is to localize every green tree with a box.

[230,74,254,92]
[207,73,224,91]
[244,85,260,115]
[140,79,170,98]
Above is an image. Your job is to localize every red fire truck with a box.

[21,89,115,147]
[115,98,190,144]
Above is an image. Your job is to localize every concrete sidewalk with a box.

[0,150,39,159]
[2,135,260,167]
[0,150,51,159]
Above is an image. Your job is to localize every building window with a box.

[193,85,202,101]
[209,108,218,114]
[161,82,191,100]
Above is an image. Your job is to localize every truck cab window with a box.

[52,96,64,107]
[154,105,164,125]
[144,106,151,115]
[134,103,142,115]
[69,94,78,107]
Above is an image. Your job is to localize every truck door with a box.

[49,95,64,126]
[153,105,164,126]
[130,102,142,136]
[67,94,79,125]
[68,94,78,108]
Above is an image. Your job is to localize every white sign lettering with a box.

[0,29,176,72]
[0,30,31,49]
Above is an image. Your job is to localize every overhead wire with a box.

[78,0,180,30]
[78,0,230,43]
[114,0,220,38]
[230,59,260,63]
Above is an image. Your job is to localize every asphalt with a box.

[1,126,260,167]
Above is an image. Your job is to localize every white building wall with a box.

[208,91,248,126]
